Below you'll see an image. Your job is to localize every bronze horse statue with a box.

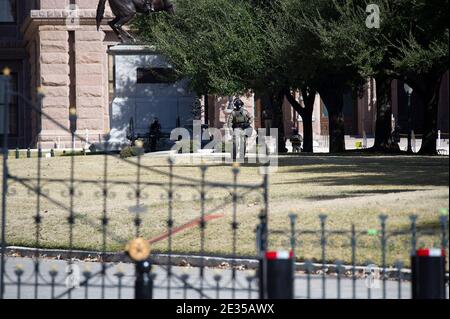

[96,0,174,42]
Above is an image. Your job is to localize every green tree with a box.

[135,0,292,152]
[135,0,448,155]
[388,0,449,154]
[282,0,370,153]
[309,0,449,154]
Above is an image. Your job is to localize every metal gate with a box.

[1,72,448,300]
[0,72,270,299]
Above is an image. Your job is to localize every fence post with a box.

[409,215,418,255]
[289,213,298,298]
[262,250,294,299]
[258,167,270,299]
[126,237,153,299]
[379,215,388,299]
[135,259,154,299]
[257,211,268,299]
[0,72,11,299]
[411,248,446,299]
[319,214,327,299]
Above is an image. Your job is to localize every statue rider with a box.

[144,0,154,13]
[144,0,169,13]
[227,98,253,160]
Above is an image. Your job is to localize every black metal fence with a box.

[0,73,448,299]
[276,213,449,299]
[0,73,270,299]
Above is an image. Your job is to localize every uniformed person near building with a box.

[290,129,303,153]
[149,117,162,152]
[227,98,253,160]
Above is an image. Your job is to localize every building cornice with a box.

[21,9,115,41]
[108,44,158,55]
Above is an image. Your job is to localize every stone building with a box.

[0,0,448,150]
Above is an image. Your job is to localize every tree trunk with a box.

[320,88,346,153]
[328,110,346,153]
[268,90,288,153]
[373,76,398,151]
[417,76,443,155]
[284,89,315,152]
[302,115,313,152]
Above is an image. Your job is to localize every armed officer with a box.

[290,129,303,153]
[227,98,253,160]
[149,117,161,152]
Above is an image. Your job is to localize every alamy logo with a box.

[365,264,381,289]
[366,4,380,29]
[169,121,279,171]
[65,264,81,289]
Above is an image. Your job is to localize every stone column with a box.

[39,26,71,149]
[75,27,108,143]
[22,4,115,149]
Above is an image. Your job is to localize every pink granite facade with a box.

[19,0,117,148]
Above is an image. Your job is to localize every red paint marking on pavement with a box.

[148,214,225,245]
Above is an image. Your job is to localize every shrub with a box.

[120,146,144,158]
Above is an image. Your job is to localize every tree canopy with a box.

[134,0,279,95]
[134,0,449,154]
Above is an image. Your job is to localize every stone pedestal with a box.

[107,45,197,148]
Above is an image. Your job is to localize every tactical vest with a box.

[290,135,303,144]
[232,110,249,126]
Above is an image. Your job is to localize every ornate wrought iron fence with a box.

[0,73,270,299]
[268,213,449,299]
[0,73,448,300]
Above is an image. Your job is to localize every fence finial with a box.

[2,67,10,77]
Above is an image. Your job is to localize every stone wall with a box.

[39,27,70,142]
[22,2,117,149]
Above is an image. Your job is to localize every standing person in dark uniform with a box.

[149,117,161,152]
[290,129,303,153]
[227,98,253,160]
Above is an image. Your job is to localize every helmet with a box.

[233,98,244,109]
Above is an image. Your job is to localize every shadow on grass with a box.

[278,156,449,188]
[397,219,444,233]
[300,189,431,201]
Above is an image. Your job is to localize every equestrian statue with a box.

[96,0,175,42]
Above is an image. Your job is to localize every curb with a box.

[6,246,448,281]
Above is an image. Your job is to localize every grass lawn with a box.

[1,154,448,267]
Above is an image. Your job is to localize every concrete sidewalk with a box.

[1,256,429,299]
